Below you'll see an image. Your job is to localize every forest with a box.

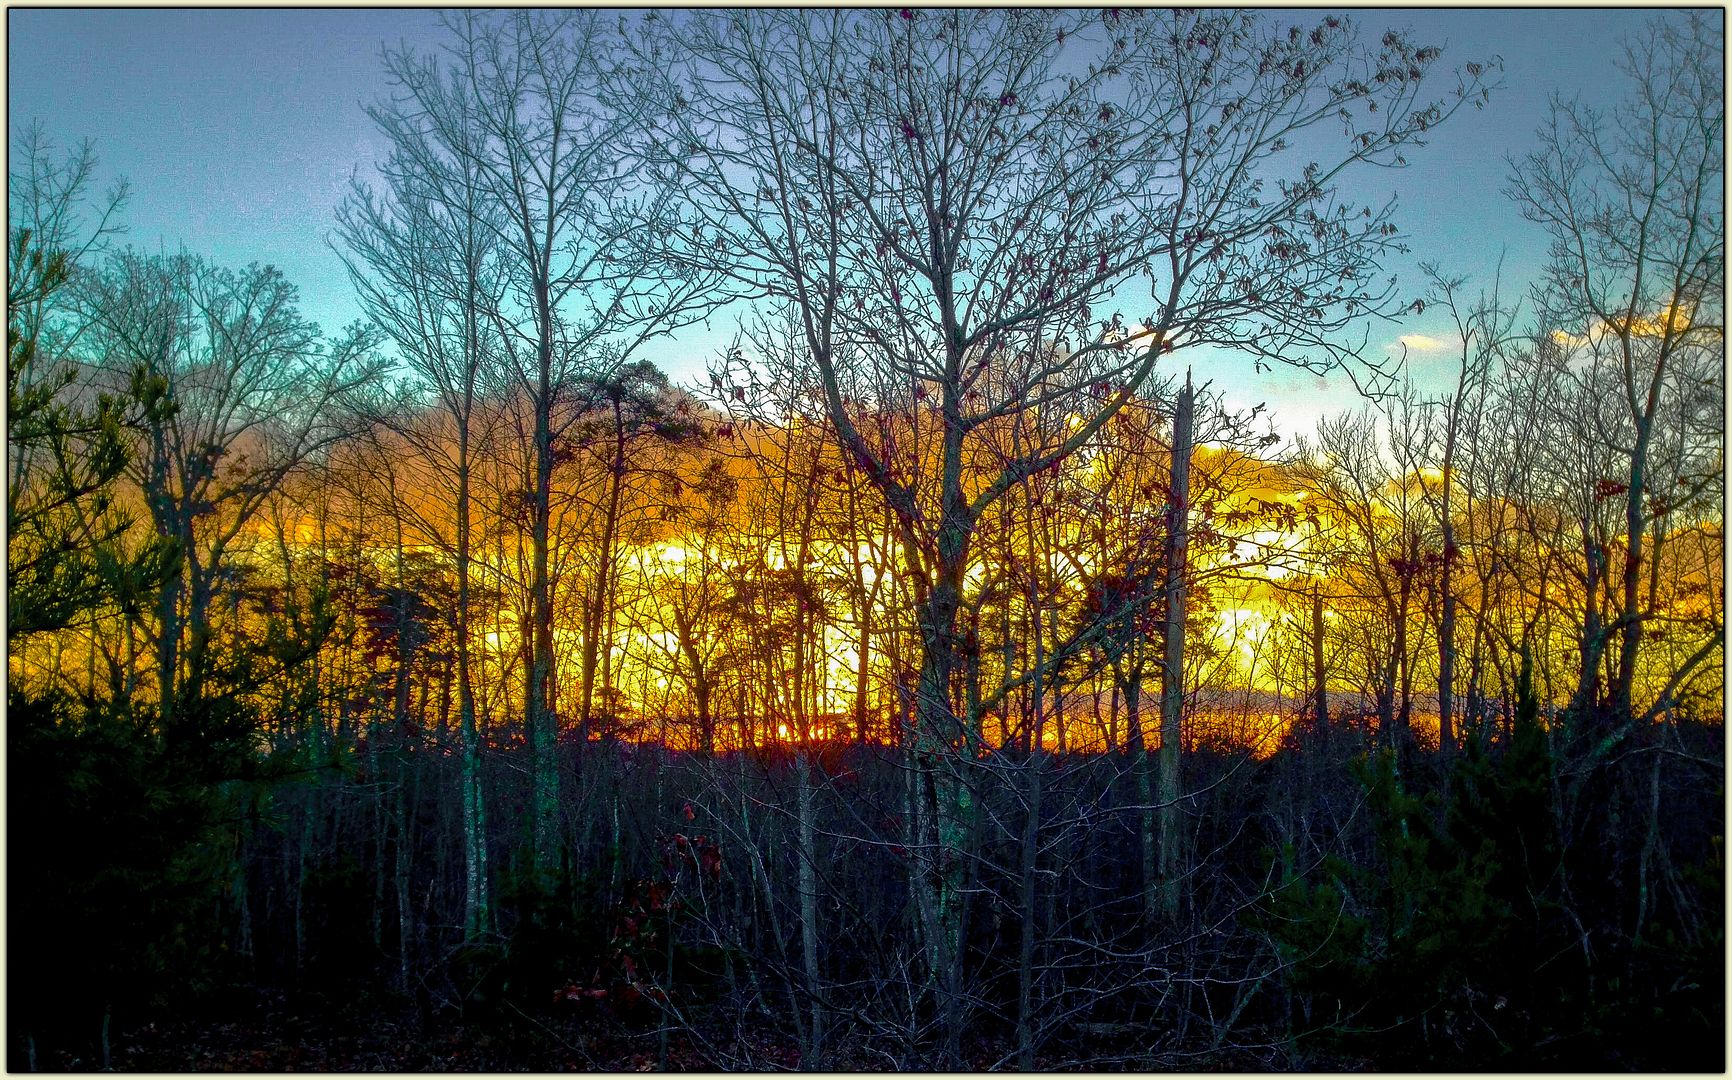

[6,8,1723,1071]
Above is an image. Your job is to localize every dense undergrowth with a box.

[10,677,1721,1071]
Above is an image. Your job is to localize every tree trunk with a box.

[1570,517,1606,722]
[854,611,872,745]
[1015,751,1043,1069]
[528,289,560,879]
[154,558,182,723]
[1311,586,1329,738]
[1158,374,1193,921]
[392,514,415,990]
[1437,480,1457,763]
[1612,418,1652,719]
[1396,555,1414,751]
[580,400,628,746]
[909,486,974,1063]
[796,749,825,1066]
[672,603,714,753]
[457,204,491,941]
[1381,527,1415,757]
[456,437,489,938]
[145,420,184,726]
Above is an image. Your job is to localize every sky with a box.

[7,6,1683,440]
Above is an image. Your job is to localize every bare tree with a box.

[6,124,135,644]
[1505,11,1723,726]
[374,10,716,875]
[1410,262,1519,761]
[78,252,382,727]
[642,8,1490,1060]
[1301,403,1433,753]
[336,80,506,937]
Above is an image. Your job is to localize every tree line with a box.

[7,8,1722,1070]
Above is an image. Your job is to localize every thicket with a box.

[11,679,1722,1069]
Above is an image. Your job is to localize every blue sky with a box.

[8,7,1678,438]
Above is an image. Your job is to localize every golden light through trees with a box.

[7,9,1721,1071]
[11,384,1717,758]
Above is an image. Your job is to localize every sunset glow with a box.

[8,7,1720,1072]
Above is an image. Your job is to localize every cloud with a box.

[1396,333,1451,352]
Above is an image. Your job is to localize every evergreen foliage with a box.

[1265,650,1721,1069]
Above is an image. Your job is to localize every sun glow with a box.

[44,389,1708,768]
